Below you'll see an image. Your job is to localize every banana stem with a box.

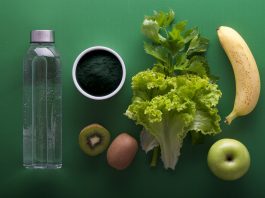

[225,111,238,125]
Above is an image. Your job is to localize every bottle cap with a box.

[31,30,54,43]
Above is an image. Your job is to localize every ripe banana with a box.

[217,26,260,125]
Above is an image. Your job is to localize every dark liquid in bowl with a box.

[76,50,123,97]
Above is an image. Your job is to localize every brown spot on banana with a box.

[217,26,260,125]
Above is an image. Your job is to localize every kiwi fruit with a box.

[79,123,111,156]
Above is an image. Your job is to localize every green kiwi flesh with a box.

[79,124,110,156]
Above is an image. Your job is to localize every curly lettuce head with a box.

[125,70,221,169]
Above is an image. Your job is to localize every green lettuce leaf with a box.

[125,70,222,169]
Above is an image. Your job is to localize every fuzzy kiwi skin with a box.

[107,133,138,170]
[79,123,110,156]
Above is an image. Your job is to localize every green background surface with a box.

[0,0,264,197]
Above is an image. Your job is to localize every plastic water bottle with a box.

[23,30,62,169]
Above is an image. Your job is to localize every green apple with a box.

[207,138,250,181]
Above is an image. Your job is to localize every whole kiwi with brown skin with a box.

[107,133,138,170]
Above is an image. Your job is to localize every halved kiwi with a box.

[79,123,111,156]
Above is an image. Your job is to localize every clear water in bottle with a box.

[23,30,62,169]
